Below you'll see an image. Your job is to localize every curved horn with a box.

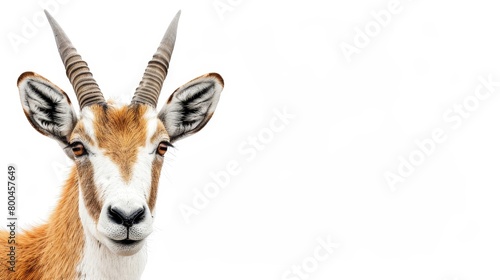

[131,10,181,107]
[44,10,105,108]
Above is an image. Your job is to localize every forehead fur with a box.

[73,104,166,182]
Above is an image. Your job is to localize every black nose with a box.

[108,206,146,228]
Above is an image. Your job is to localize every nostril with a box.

[108,206,146,228]
[108,206,125,225]
[130,207,146,225]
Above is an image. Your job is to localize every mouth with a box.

[110,238,142,246]
[104,236,146,256]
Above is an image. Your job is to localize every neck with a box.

[1,166,84,279]
[1,166,147,279]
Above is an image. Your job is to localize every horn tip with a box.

[44,9,53,21]
[44,9,59,32]
[172,10,181,24]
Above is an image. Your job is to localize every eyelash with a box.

[155,141,174,156]
[67,141,88,157]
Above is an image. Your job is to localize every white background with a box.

[1,0,500,279]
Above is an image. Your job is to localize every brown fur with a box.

[148,121,168,211]
[149,158,162,211]
[92,105,149,183]
[0,167,83,280]
[78,159,102,222]
[0,104,166,279]
[71,104,155,221]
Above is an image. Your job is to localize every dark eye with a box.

[71,142,87,157]
[156,142,169,156]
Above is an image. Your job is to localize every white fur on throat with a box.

[77,192,148,280]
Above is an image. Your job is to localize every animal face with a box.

[73,104,165,256]
[17,11,224,256]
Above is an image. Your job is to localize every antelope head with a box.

[17,11,223,256]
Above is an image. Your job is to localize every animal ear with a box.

[158,73,224,143]
[17,72,78,147]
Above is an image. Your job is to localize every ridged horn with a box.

[44,10,105,108]
[131,10,181,107]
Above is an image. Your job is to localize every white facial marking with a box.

[145,107,161,140]
[80,107,96,140]
[76,105,163,257]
